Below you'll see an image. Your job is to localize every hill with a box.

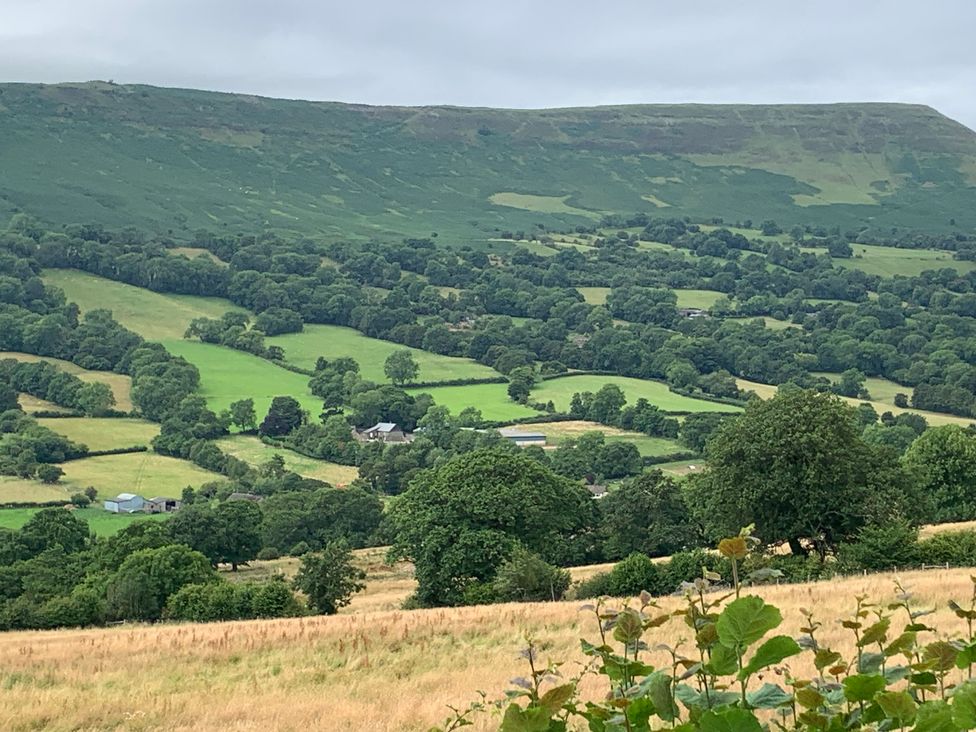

[2,82,975,239]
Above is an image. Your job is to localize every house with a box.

[498,427,547,447]
[144,496,181,514]
[677,307,709,319]
[361,422,407,443]
[586,484,609,498]
[103,493,145,513]
[227,492,264,503]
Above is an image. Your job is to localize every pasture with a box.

[811,372,910,407]
[58,452,223,498]
[266,324,497,383]
[508,420,686,457]
[575,287,725,310]
[0,507,169,536]
[37,417,160,452]
[0,567,971,731]
[488,191,601,218]
[215,435,359,486]
[531,375,742,414]
[407,383,543,421]
[0,476,74,503]
[0,351,133,412]
[16,393,63,414]
[164,341,322,417]
[43,269,246,341]
[827,244,976,278]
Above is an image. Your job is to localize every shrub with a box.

[659,549,731,594]
[836,520,920,572]
[256,547,281,561]
[606,553,662,597]
[288,541,311,556]
[491,546,571,602]
[917,530,976,567]
[573,571,611,600]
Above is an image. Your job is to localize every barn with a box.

[103,493,145,513]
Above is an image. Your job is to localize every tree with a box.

[18,508,89,557]
[680,413,733,453]
[491,545,570,602]
[388,449,597,606]
[507,367,535,403]
[833,368,866,398]
[36,464,64,484]
[106,545,216,621]
[292,541,365,614]
[75,382,116,416]
[214,500,263,570]
[228,398,257,432]
[904,425,976,522]
[587,384,626,424]
[599,471,699,560]
[383,350,419,386]
[685,389,913,560]
[258,396,306,437]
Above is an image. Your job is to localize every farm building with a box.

[227,492,264,503]
[498,428,547,447]
[103,493,145,513]
[144,496,181,513]
[677,307,709,319]
[359,422,408,443]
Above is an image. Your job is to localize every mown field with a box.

[575,287,725,310]
[0,566,970,731]
[407,383,543,421]
[266,324,497,383]
[531,375,742,414]
[0,476,74,503]
[0,351,133,412]
[508,420,686,457]
[833,244,976,278]
[0,507,170,536]
[58,452,222,498]
[215,435,359,486]
[736,377,975,427]
[37,417,159,452]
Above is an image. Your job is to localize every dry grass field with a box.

[0,351,134,412]
[1,568,973,731]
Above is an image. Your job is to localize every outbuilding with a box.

[103,493,145,513]
[498,428,548,447]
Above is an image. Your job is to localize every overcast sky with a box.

[3,0,975,130]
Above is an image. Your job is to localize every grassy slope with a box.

[532,375,742,414]
[215,435,359,486]
[36,417,160,452]
[0,567,971,731]
[0,350,133,411]
[407,383,543,421]
[0,508,169,536]
[507,420,685,457]
[57,452,223,498]
[802,244,976,277]
[266,324,497,383]
[4,83,976,239]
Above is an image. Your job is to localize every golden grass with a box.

[16,393,62,414]
[37,417,160,452]
[0,351,133,412]
[0,476,72,503]
[0,568,972,731]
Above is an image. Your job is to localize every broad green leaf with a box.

[706,643,739,676]
[747,683,793,709]
[538,684,575,715]
[877,690,918,727]
[646,672,678,722]
[699,707,763,732]
[613,608,644,645]
[914,700,960,732]
[738,635,802,679]
[859,651,885,674]
[843,674,886,703]
[886,632,918,658]
[953,681,976,729]
[925,641,960,672]
[956,643,976,671]
[716,596,782,648]
[674,685,739,712]
[814,648,843,671]
[796,686,826,709]
[860,618,892,647]
[500,703,553,732]
[626,697,656,729]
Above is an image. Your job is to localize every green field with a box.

[576,287,725,310]
[266,324,498,383]
[0,350,134,412]
[59,452,223,498]
[811,372,911,407]
[509,420,686,457]
[577,287,611,305]
[37,417,160,452]
[817,244,976,278]
[164,340,322,417]
[0,507,170,536]
[0,476,75,503]
[407,383,543,421]
[43,269,245,340]
[215,435,360,486]
[531,375,742,414]
[726,316,799,331]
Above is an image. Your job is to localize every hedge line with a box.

[32,409,132,419]
[667,387,750,408]
[642,451,699,466]
[405,376,507,388]
[59,445,149,462]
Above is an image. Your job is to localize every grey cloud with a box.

[0,0,974,129]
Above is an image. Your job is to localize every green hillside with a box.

[2,82,975,238]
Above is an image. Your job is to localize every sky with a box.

[2,0,975,130]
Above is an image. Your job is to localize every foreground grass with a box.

[532,375,742,414]
[508,420,686,456]
[215,435,359,486]
[266,324,497,383]
[0,351,133,412]
[408,383,543,421]
[0,568,970,731]
[37,417,160,452]
[0,507,169,536]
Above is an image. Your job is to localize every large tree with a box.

[292,541,365,614]
[258,396,306,437]
[388,448,597,606]
[383,349,419,386]
[904,425,976,522]
[685,389,912,559]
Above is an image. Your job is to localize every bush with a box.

[917,530,976,567]
[256,547,281,561]
[606,553,662,597]
[836,520,920,572]
[69,493,91,507]
[573,571,611,600]
[491,546,570,602]
[288,541,311,556]
[659,549,730,594]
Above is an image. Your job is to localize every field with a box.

[215,435,359,486]
[0,507,169,536]
[726,315,799,330]
[17,393,64,414]
[0,476,74,503]
[531,375,742,414]
[407,383,543,421]
[508,420,686,456]
[575,287,725,310]
[57,452,223,498]
[266,324,497,383]
[811,372,909,407]
[37,417,160,452]
[832,244,976,278]
[0,351,133,412]
[43,269,245,341]
[576,286,611,304]
[0,567,971,731]
[167,247,227,265]
[736,377,975,427]
[164,340,322,418]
